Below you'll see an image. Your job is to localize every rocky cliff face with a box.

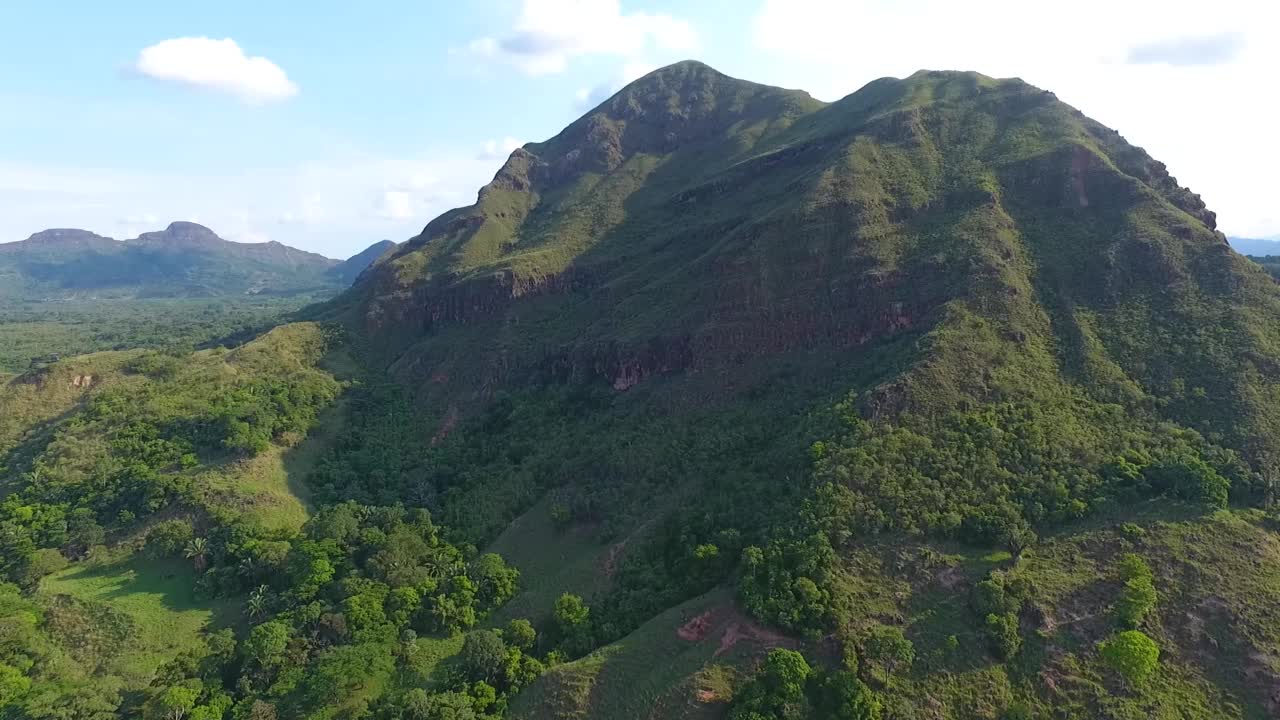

[344,62,1280,462]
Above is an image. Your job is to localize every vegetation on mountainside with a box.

[4,60,1280,720]
[0,226,394,372]
[324,61,1280,718]
[0,324,543,719]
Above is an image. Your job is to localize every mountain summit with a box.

[347,61,1259,447]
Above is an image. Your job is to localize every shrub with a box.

[984,612,1022,659]
[1114,554,1157,628]
[1100,630,1159,684]
[861,625,914,684]
[146,519,195,558]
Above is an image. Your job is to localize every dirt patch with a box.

[695,689,717,703]
[935,565,966,590]
[678,611,715,642]
[716,618,794,657]
[675,605,796,658]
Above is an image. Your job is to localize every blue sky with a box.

[1,0,1275,257]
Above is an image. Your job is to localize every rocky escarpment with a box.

[346,63,1259,430]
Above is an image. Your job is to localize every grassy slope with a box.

[38,554,240,685]
[485,496,614,627]
[504,504,1280,720]
[509,588,780,720]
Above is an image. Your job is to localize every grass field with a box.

[38,553,240,685]
[485,495,615,627]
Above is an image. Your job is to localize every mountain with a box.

[317,61,1280,716]
[5,62,1280,720]
[1229,235,1280,256]
[347,61,1265,454]
[0,222,391,300]
[327,239,397,284]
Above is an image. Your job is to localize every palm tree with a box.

[246,585,270,619]
[184,536,209,572]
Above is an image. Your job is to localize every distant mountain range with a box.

[0,222,395,300]
[1228,235,1280,256]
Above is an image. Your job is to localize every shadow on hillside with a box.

[277,393,353,513]
[52,554,242,630]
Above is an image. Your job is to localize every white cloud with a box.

[377,191,414,220]
[748,0,1280,238]
[574,60,657,109]
[135,37,298,104]
[470,0,697,75]
[479,136,523,159]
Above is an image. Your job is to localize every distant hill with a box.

[326,239,396,285]
[1229,235,1280,256]
[0,222,391,300]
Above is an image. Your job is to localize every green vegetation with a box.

[0,296,319,373]
[4,61,1280,719]
[1101,630,1161,685]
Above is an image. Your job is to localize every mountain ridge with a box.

[0,221,392,300]
[343,63,1249,433]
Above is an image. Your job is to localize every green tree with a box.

[399,689,477,720]
[459,630,507,683]
[244,621,290,669]
[505,618,537,651]
[0,663,31,705]
[184,537,209,573]
[468,553,519,609]
[553,593,593,656]
[246,585,270,619]
[729,649,812,719]
[1100,630,1160,684]
[145,685,200,720]
[984,612,1021,659]
[810,670,882,720]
